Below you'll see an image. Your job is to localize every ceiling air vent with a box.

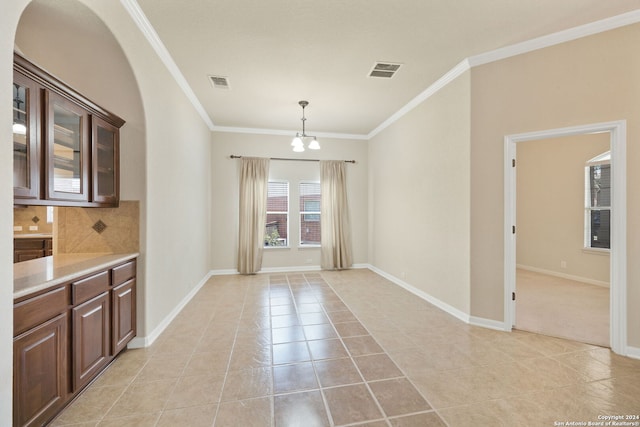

[368,62,402,78]
[208,75,230,89]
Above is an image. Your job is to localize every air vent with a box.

[208,75,230,89]
[368,62,402,78]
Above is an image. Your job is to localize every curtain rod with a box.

[230,155,356,164]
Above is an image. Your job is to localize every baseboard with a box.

[210,268,239,276]
[517,264,610,288]
[127,271,214,349]
[365,264,471,324]
[469,316,510,332]
[626,345,640,360]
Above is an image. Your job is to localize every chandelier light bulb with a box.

[308,138,320,150]
[291,136,303,147]
[293,143,305,152]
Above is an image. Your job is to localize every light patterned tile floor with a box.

[51,269,640,426]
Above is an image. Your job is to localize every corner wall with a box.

[368,71,471,314]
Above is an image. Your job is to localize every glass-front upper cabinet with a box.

[13,71,40,199]
[92,117,119,205]
[45,91,90,202]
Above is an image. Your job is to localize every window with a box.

[265,181,288,247]
[299,182,321,246]
[585,152,610,250]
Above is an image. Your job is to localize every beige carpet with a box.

[516,268,609,347]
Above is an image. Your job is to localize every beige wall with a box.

[211,132,368,271]
[470,24,640,346]
[0,2,29,422]
[368,72,471,314]
[516,134,610,284]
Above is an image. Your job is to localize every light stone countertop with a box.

[14,233,53,239]
[14,252,139,300]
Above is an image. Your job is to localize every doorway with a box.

[504,121,627,354]
[514,133,610,346]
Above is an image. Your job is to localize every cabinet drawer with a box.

[112,260,136,286]
[14,239,46,250]
[72,271,110,305]
[14,286,68,336]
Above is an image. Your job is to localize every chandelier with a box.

[291,100,320,152]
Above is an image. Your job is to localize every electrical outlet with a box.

[29,225,38,231]
[14,226,22,231]
[560,261,567,269]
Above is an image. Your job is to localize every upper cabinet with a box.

[92,117,119,205]
[13,53,125,207]
[45,91,90,202]
[13,71,40,200]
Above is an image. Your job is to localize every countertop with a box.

[14,233,53,239]
[14,252,139,299]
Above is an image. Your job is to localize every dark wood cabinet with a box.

[45,91,91,203]
[92,116,119,205]
[14,237,53,263]
[13,314,68,427]
[112,279,136,355]
[72,292,110,391]
[13,71,41,201]
[13,257,136,427]
[13,53,124,207]
[111,260,136,355]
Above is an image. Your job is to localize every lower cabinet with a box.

[13,313,68,427]
[112,279,136,355]
[72,292,110,391]
[13,257,136,427]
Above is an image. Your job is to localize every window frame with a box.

[265,180,289,248]
[584,152,610,252]
[299,181,321,247]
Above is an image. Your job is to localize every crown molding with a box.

[469,9,640,67]
[120,0,215,130]
[121,1,640,139]
[369,9,640,139]
[367,59,471,139]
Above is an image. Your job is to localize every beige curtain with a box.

[320,160,353,270]
[238,157,270,274]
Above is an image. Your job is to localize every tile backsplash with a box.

[55,201,139,254]
[13,206,53,234]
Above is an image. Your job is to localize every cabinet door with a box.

[112,279,136,355]
[14,313,68,427]
[72,292,110,391]
[13,71,40,200]
[44,91,90,202]
[92,116,119,205]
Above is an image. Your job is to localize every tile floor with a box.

[51,269,640,426]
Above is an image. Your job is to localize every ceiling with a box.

[24,0,640,137]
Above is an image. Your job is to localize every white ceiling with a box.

[26,0,640,137]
